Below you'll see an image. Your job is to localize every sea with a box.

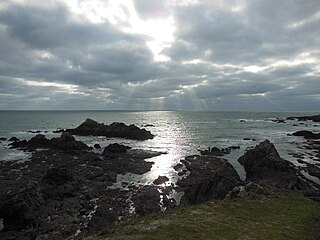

[0,110,319,185]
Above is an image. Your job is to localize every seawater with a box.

[0,110,319,184]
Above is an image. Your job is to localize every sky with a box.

[0,0,319,111]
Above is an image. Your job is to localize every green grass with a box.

[81,191,320,240]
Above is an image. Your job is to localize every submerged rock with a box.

[67,118,154,140]
[178,155,241,205]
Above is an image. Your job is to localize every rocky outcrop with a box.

[238,140,320,198]
[177,155,241,205]
[0,143,166,239]
[292,130,320,139]
[103,143,130,154]
[66,118,154,140]
[287,114,320,122]
[9,133,91,151]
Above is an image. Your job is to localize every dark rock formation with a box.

[9,133,91,151]
[94,143,101,149]
[0,144,165,239]
[292,130,320,139]
[178,155,241,205]
[153,176,169,185]
[200,145,239,156]
[8,136,19,142]
[307,164,320,179]
[0,137,7,141]
[0,181,44,231]
[103,143,129,154]
[287,114,320,122]
[66,118,154,140]
[238,140,320,197]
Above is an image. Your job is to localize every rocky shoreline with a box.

[0,117,320,239]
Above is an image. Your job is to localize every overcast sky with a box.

[0,0,319,110]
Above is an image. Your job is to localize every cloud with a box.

[0,0,319,110]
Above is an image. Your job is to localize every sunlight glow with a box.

[65,0,175,62]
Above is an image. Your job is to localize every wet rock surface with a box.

[0,137,167,240]
[292,130,320,139]
[177,155,242,205]
[66,118,154,140]
[287,114,320,122]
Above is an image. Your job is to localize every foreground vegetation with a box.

[81,191,320,240]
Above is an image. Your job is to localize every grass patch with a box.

[80,191,320,240]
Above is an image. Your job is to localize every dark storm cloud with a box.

[0,0,319,110]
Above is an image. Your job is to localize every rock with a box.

[0,137,7,141]
[8,137,19,142]
[49,132,91,151]
[132,186,162,215]
[240,120,246,122]
[9,133,91,151]
[28,134,50,148]
[306,164,320,179]
[287,114,320,122]
[142,124,155,127]
[174,163,183,171]
[238,139,319,192]
[42,168,74,186]
[153,176,169,185]
[272,119,286,123]
[227,182,269,200]
[94,143,101,149]
[292,130,320,139]
[67,118,154,140]
[200,146,238,156]
[178,155,241,205]
[0,181,44,231]
[243,138,251,140]
[103,143,128,154]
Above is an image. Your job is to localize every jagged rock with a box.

[292,130,320,139]
[103,143,129,154]
[0,137,7,141]
[50,132,91,150]
[10,133,91,151]
[178,155,241,205]
[66,118,154,140]
[153,176,169,185]
[28,134,50,148]
[8,137,19,142]
[238,140,320,194]
[287,114,320,122]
